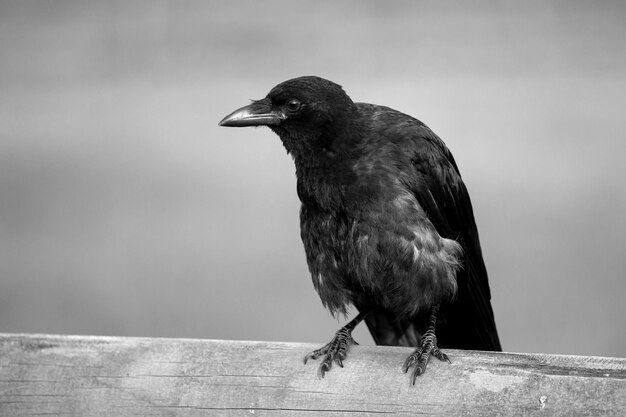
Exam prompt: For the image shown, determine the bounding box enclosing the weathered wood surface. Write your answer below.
[0,333,624,416]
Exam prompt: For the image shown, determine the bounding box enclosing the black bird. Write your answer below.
[219,76,501,383]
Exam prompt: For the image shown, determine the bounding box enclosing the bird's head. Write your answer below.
[219,76,356,156]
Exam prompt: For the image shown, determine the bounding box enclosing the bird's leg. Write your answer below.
[304,311,369,378]
[403,305,450,384]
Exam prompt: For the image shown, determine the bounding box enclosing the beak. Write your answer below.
[218,99,285,127]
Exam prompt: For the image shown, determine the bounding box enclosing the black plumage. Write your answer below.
[219,76,501,382]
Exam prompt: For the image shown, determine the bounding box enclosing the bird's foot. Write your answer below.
[402,330,450,383]
[304,326,359,378]
[403,305,450,384]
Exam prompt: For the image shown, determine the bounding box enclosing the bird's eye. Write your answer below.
[286,99,301,112]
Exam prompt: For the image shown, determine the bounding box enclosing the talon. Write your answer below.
[319,360,331,378]
[412,362,426,383]
[403,354,417,373]
[402,305,451,383]
[303,350,320,364]
[303,312,367,378]
[437,352,450,364]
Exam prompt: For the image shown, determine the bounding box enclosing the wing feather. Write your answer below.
[357,104,501,351]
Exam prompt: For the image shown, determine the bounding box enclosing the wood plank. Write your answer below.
[0,333,624,416]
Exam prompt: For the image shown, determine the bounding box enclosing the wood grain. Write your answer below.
[0,333,624,416]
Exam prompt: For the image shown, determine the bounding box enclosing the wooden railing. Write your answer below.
[0,333,624,416]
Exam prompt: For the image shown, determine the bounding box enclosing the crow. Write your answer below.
[219,76,501,383]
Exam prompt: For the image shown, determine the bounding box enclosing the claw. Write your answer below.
[303,312,368,378]
[411,364,425,385]
[319,359,331,378]
[403,353,417,373]
[432,347,450,364]
[304,326,359,378]
[405,336,450,384]
[403,305,451,384]
[303,349,321,364]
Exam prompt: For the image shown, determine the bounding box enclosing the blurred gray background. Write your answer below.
[1,1,625,357]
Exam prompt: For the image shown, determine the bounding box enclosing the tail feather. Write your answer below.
[361,281,502,352]
[363,310,422,347]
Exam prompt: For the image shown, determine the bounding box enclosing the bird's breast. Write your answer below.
[299,188,463,318]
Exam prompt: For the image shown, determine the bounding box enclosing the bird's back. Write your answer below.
[350,103,501,351]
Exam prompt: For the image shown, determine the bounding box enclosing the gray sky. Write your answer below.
[1,1,625,357]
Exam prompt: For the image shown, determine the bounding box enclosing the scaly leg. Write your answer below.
[403,305,450,384]
[304,311,368,378]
